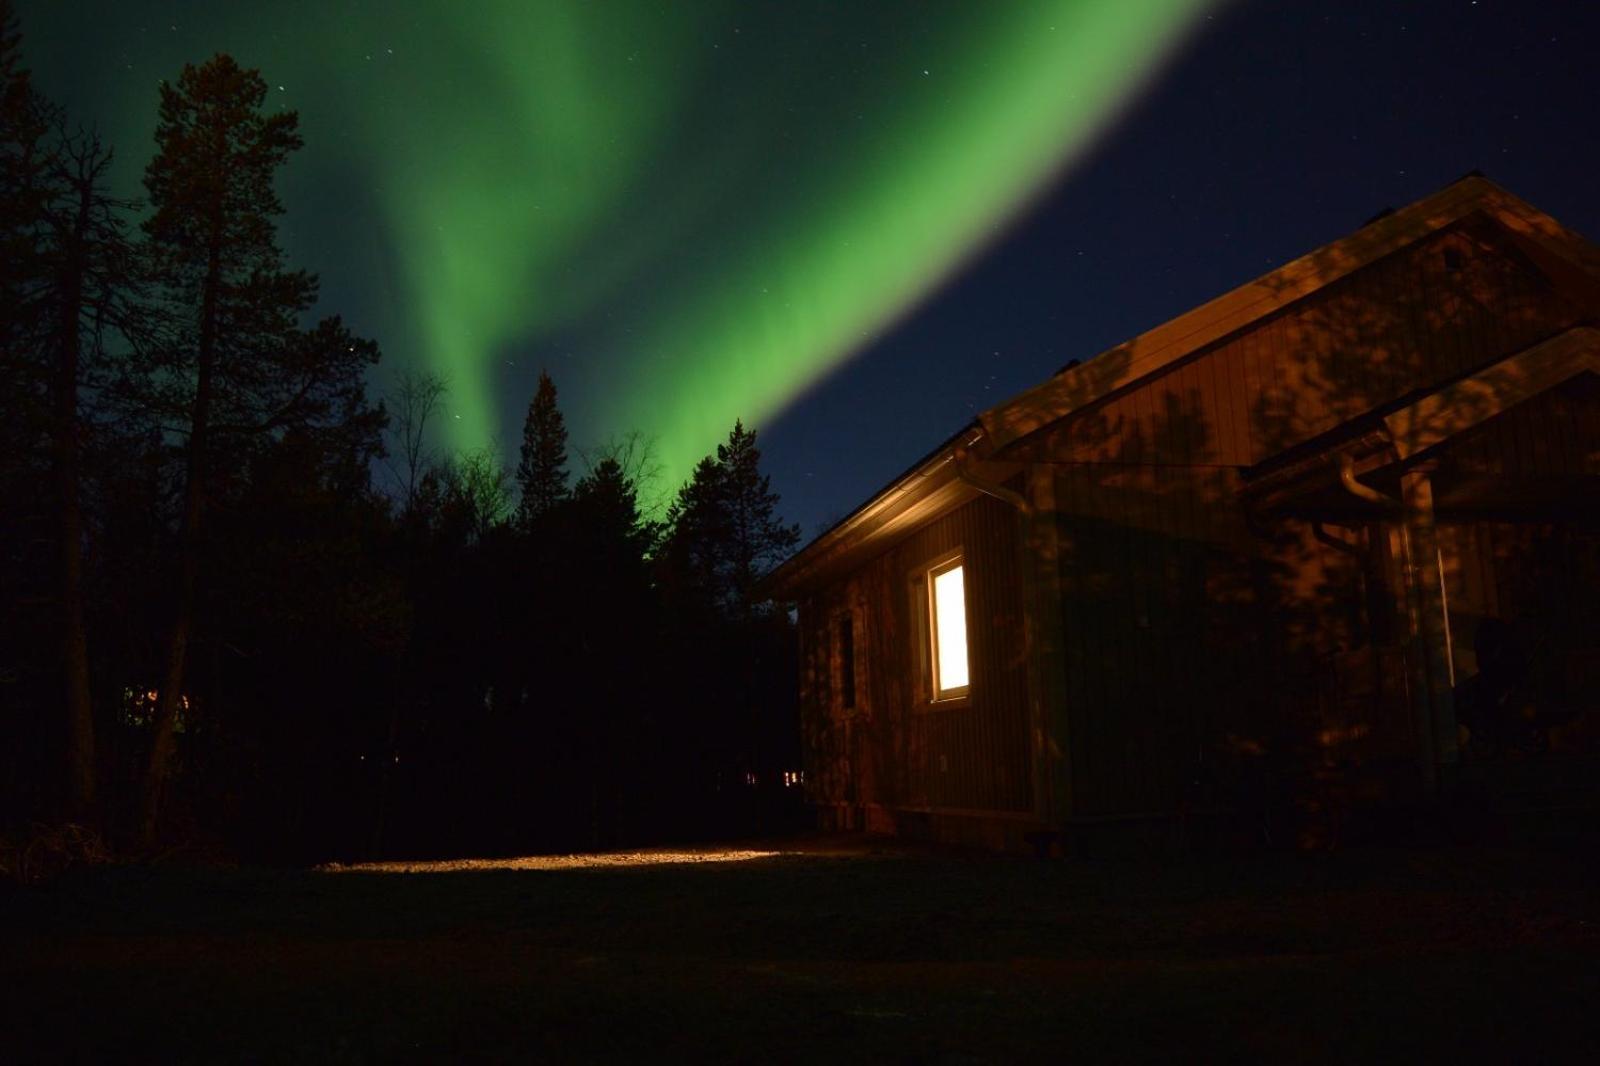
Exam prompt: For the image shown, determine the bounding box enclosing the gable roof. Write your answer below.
[767,176,1600,597]
[978,176,1600,451]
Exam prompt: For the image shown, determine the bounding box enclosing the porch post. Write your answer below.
[1020,465,1071,826]
[1399,468,1459,794]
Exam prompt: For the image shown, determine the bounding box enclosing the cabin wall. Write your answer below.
[1046,382,1600,818]
[798,492,1034,833]
[1049,463,1416,817]
[1438,377,1600,487]
[1438,520,1600,757]
[1432,380,1600,757]
[1015,220,1595,821]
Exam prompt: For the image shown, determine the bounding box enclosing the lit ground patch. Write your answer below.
[318,847,782,874]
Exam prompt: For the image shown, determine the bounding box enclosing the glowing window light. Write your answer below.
[930,561,969,698]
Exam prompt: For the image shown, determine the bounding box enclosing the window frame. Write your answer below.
[918,547,971,707]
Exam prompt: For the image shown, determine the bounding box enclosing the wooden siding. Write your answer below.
[1045,382,1600,818]
[1438,519,1600,755]
[1014,218,1585,470]
[1018,219,1593,817]
[1440,375,1600,484]
[798,492,1033,821]
[1053,462,1418,816]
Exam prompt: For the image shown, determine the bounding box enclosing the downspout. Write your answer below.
[1339,451,1454,792]
[1315,455,1376,589]
[1338,452,1400,511]
[951,443,1032,515]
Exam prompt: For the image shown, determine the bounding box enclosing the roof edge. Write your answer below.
[763,421,984,598]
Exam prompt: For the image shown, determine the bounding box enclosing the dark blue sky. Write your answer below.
[764,0,1600,535]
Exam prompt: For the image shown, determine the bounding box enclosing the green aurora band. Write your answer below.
[22,0,1211,485]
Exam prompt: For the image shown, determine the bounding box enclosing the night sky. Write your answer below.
[16,0,1600,534]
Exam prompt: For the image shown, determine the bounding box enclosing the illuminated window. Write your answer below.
[927,556,969,700]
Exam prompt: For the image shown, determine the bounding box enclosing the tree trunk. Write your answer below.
[55,177,94,819]
[139,377,207,844]
[368,700,401,859]
[139,207,221,846]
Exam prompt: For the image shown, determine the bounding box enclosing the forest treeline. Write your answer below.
[1,5,803,863]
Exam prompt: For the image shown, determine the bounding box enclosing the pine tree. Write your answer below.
[515,369,569,526]
[38,129,148,817]
[2,4,148,818]
[716,420,800,618]
[664,420,798,619]
[660,453,727,612]
[134,54,383,840]
[0,0,51,456]
[0,0,49,319]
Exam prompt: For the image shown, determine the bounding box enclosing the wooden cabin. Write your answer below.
[766,177,1600,851]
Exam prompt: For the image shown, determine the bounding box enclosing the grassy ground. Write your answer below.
[3,834,1598,1063]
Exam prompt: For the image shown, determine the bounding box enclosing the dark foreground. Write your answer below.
[4,835,1598,1063]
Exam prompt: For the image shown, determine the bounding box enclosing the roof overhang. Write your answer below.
[763,423,1024,598]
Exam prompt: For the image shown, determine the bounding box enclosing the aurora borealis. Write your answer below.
[19,1,1600,530]
[17,0,1210,488]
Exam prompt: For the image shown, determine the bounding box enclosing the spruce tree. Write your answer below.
[716,420,800,618]
[663,421,802,618]
[659,421,799,807]
[568,455,655,845]
[660,453,726,612]
[572,456,655,566]
[134,54,382,840]
[515,369,569,526]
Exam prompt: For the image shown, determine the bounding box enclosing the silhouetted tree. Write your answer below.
[385,366,448,514]
[0,18,813,861]
[132,54,382,841]
[515,370,569,526]
[0,0,55,827]
[1,5,154,820]
[451,446,512,541]
[36,127,149,817]
[657,421,801,829]
[663,420,799,619]
[569,455,657,844]
[0,0,48,318]
[718,420,800,619]
[206,422,403,860]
